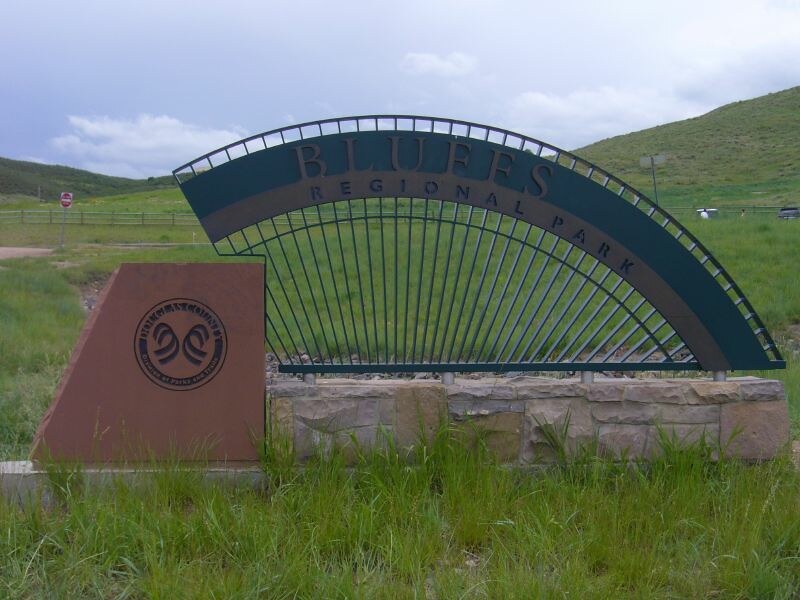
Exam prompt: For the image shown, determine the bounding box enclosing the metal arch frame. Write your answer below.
[173,115,784,373]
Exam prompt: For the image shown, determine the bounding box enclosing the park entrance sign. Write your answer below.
[29,116,788,465]
[174,116,783,375]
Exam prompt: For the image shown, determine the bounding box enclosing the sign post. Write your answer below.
[59,192,73,248]
[639,155,666,206]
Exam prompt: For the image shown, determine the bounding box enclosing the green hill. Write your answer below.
[0,157,175,201]
[574,86,800,207]
[3,87,799,208]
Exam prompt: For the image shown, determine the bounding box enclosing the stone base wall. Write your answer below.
[270,377,789,464]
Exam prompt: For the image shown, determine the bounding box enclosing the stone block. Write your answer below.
[291,398,383,460]
[317,382,396,401]
[451,412,523,462]
[270,380,316,398]
[515,379,586,399]
[294,423,384,462]
[591,401,658,424]
[446,381,516,403]
[737,379,785,403]
[522,398,594,463]
[395,385,447,448]
[720,400,789,460]
[448,399,525,417]
[292,398,379,433]
[378,397,396,424]
[270,397,294,436]
[585,382,626,403]
[655,404,720,425]
[687,381,741,404]
[623,382,688,404]
[597,424,648,459]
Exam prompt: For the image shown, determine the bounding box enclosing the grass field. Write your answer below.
[1,210,798,458]
[1,216,799,597]
[2,434,800,598]
[2,100,800,595]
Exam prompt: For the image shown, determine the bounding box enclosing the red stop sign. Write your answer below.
[60,192,73,208]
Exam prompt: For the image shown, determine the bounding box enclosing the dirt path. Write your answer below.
[0,247,53,260]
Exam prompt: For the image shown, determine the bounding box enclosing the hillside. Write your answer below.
[575,86,800,206]
[0,157,175,201]
[2,87,799,207]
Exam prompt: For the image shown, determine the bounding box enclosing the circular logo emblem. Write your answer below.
[134,298,227,391]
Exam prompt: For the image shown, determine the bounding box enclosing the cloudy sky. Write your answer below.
[2,0,799,178]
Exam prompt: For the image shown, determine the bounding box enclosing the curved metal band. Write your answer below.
[174,116,783,372]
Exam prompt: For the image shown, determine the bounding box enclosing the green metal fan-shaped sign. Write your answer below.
[174,116,783,374]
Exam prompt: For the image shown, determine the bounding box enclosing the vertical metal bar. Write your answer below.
[583,297,648,362]
[618,318,667,362]
[315,204,353,364]
[474,222,532,360]
[256,225,308,363]
[437,207,475,361]
[542,262,608,362]
[363,197,380,363]
[419,199,446,363]
[491,232,558,362]
[239,227,256,255]
[285,211,333,363]
[394,197,399,364]
[464,218,518,360]
[523,252,592,361]
[403,198,413,362]
[333,202,362,362]
[348,199,372,362]
[264,310,293,363]
[445,208,490,362]
[483,227,547,360]
[299,206,343,364]
[410,198,430,362]
[379,197,389,364]
[510,244,577,363]
[639,330,677,362]
[599,307,666,362]
[556,276,627,362]
[427,202,460,362]
[268,217,326,361]
[251,222,295,364]
[456,212,506,362]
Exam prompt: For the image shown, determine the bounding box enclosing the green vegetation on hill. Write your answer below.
[575,86,800,207]
[0,157,175,202]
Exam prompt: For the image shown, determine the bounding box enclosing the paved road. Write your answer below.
[0,247,53,260]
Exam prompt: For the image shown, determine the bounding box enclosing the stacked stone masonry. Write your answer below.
[270,377,789,464]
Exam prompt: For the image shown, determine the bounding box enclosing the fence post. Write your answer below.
[141,212,145,225]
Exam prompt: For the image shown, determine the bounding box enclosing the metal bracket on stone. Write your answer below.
[580,371,595,384]
[440,372,455,385]
[713,371,727,382]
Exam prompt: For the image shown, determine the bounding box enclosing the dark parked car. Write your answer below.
[778,207,799,219]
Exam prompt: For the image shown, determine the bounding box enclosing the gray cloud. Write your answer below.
[400,52,477,77]
[49,115,247,178]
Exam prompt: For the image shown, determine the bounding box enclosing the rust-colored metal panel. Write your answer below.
[31,263,265,463]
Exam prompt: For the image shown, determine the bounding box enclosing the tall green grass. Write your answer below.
[2,432,800,598]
